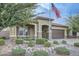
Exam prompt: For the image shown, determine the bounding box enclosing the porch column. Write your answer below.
[35,24,37,39]
[9,26,17,40]
[64,29,67,39]
[48,25,52,40]
[38,24,42,38]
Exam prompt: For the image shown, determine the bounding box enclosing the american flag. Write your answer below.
[51,3,61,18]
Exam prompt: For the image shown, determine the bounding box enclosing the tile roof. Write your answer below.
[52,23,68,28]
[34,16,54,21]
[34,16,68,28]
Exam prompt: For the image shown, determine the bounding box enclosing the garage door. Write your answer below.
[52,29,64,39]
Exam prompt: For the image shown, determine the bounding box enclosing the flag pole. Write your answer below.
[48,6,52,40]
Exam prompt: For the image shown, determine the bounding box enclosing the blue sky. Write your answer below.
[35,3,79,25]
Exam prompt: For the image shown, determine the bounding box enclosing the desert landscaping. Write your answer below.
[0,38,79,56]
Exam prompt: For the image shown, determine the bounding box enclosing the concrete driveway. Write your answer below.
[49,39,79,56]
[49,38,79,45]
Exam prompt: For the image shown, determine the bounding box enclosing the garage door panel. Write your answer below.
[52,29,64,39]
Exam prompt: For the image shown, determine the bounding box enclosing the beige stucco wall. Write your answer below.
[9,25,35,38]
[9,26,17,38]
[37,19,52,25]
[9,19,68,39]
[28,25,35,38]
[52,26,67,30]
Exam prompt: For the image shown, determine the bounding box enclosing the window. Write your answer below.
[17,27,28,37]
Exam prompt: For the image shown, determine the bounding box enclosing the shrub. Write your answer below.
[44,42,51,47]
[0,39,5,45]
[36,39,45,44]
[0,37,6,39]
[25,38,32,41]
[74,42,79,47]
[43,38,48,42]
[36,39,47,44]
[61,40,67,44]
[16,39,23,44]
[32,50,48,56]
[53,41,59,44]
[28,41,35,47]
[24,41,29,44]
[55,47,70,55]
[12,48,26,56]
[23,37,33,41]
[18,37,33,41]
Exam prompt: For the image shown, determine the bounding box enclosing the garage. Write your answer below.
[52,29,64,39]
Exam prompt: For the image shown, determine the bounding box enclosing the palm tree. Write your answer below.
[0,3,37,29]
[0,3,38,38]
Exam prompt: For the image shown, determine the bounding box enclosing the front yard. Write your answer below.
[0,38,79,56]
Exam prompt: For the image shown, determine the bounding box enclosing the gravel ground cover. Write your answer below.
[0,39,79,56]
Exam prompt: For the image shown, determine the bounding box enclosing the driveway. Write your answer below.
[49,39,79,56]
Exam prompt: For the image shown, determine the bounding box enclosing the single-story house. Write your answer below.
[8,16,68,39]
[0,16,68,39]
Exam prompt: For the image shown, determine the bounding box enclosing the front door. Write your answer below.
[42,25,49,39]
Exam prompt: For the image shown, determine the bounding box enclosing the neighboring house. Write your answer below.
[0,27,10,39]
[1,16,68,39]
[68,30,79,38]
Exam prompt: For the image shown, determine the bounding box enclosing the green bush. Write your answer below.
[43,38,48,42]
[61,40,67,44]
[0,39,5,45]
[44,42,51,47]
[55,47,70,55]
[12,48,26,56]
[0,37,6,39]
[24,38,32,41]
[16,39,23,44]
[32,50,48,56]
[36,39,48,44]
[24,41,29,44]
[53,41,59,44]
[17,37,33,41]
[74,42,79,47]
[28,41,35,47]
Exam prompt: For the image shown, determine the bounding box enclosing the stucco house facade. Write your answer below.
[8,16,68,39]
[9,16,68,40]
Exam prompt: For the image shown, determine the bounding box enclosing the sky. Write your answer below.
[35,3,79,25]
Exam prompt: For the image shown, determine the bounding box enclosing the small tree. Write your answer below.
[66,15,79,36]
